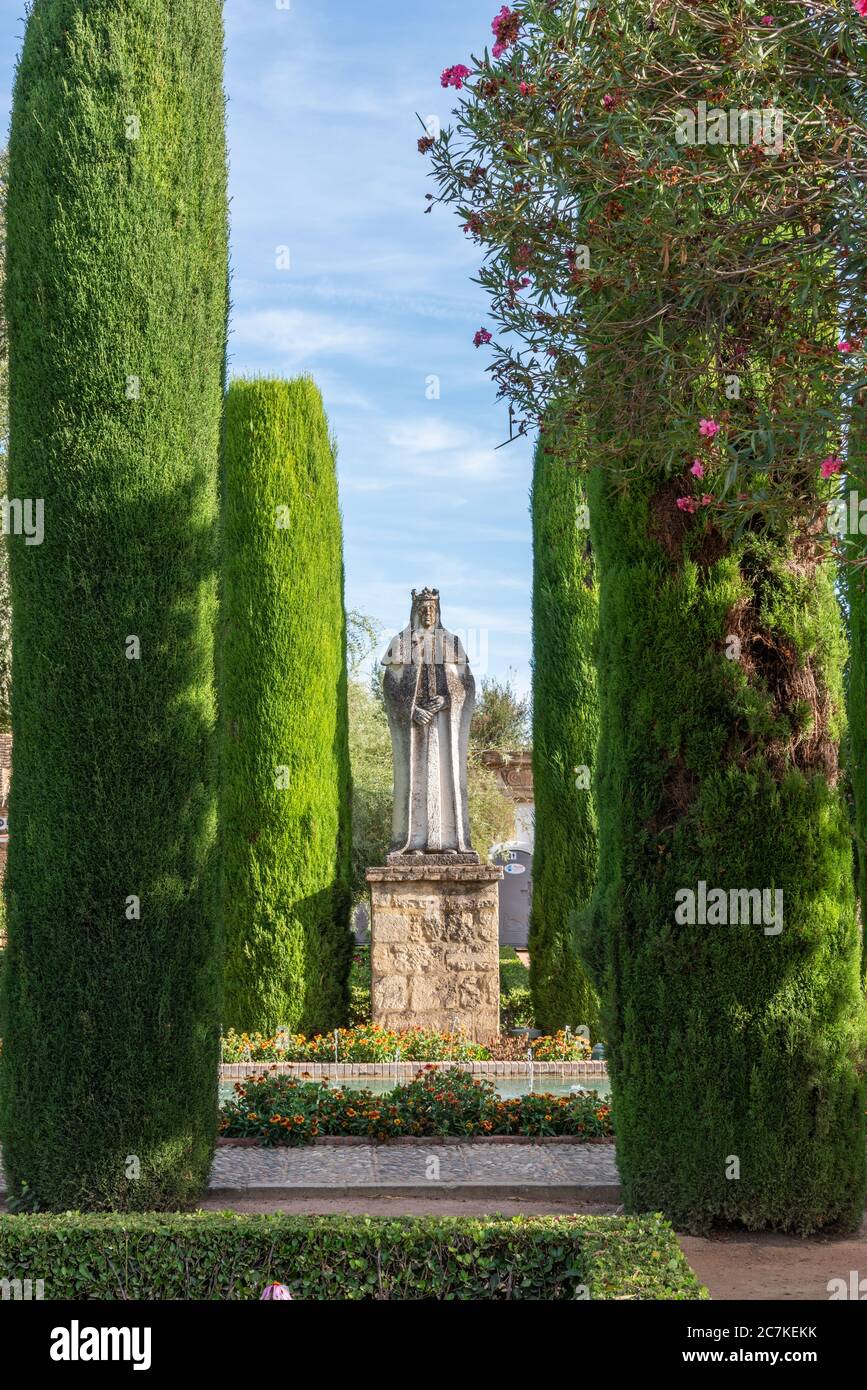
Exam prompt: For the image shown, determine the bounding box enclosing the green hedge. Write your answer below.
[0,0,229,1210]
[220,379,352,1034]
[0,1211,706,1300]
[529,426,600,1036]
[587,468,867,1234]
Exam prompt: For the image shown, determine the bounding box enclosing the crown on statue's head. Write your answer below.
[412,587,440,602]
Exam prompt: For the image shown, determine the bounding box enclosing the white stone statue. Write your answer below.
[382,588,477,859]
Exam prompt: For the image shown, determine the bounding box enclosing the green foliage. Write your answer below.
[348,674,393,899]
[844,407,867,978]
[0,0,228,1211]
[221,1067,612,1144]
[499,944,528,995]
[471,675,530,750]
[347,943,372,1025]
[466,748,519,857]
[587,470,867,1233]
[529,429,600,1036]
[220,378,352,1035]
[0,147,10,731]
[499,945,533,1026]
[0,1210,706,1300]
[429,2,865,537]
[346,609,382,676]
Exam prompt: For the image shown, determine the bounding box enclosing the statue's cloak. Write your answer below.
[382,624,474,853]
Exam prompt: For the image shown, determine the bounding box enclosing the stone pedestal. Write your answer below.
[366,862,503,1042]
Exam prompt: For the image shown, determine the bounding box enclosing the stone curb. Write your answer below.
[206,1183,624,1202]
[217,1136,616,1149]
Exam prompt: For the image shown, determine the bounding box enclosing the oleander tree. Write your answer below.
[219,378,353,1034]
[529,422,600,1036]
[0,0,229,1210]
[425,0,867,1231]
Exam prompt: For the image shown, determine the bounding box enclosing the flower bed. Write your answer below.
[221,1024,592,1064]
[219,1066,613,1146]
[0,1211,706,1300]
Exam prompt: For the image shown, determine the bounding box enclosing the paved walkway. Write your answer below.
[209,1141,620,1200]
[0,1141,621,1201]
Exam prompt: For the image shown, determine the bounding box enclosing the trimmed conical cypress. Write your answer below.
[845,399,867,979]
[528,426,600,1036]
[587,467,866,1234]
[0,0,229,1210]
[219,378,353,1035]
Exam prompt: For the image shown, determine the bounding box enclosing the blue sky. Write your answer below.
[1,0,534,692]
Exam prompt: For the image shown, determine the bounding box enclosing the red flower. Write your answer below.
[441,64,472,90]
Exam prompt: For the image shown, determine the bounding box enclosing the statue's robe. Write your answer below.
[382,624,475,853]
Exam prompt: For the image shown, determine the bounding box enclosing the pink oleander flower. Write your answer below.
[820,457,843,479]
[473,328,493,348]
[260,1284,293,1300]
[699,418,721,438]
[492,6,520,58]
[676,496,699,514]
[855,0,867,18]
[690,460,705,479]
[602,93,617,111]
[441,64,472,90]
[839,340,854,353]
[760,15,775,24]
[701,494,714,507]
[519,81,531,96]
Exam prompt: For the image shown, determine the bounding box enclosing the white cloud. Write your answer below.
[231,308,382,364]
[382,417,514,482]
[387,418,466,454]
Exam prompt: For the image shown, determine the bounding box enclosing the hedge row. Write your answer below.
[0,1212,706,1300]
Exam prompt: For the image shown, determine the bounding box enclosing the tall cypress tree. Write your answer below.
[0,0,228,1210]
[845,400,867,980]
[220,378,353,1035]
[586,462,865,1232]
[529,425,600,1036]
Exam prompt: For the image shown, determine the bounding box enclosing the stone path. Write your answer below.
[208,1141,621,1200]
[0,1140,620,1201]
